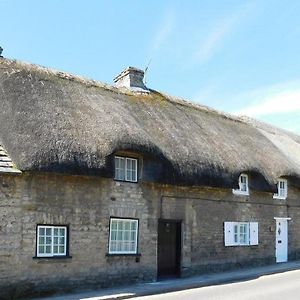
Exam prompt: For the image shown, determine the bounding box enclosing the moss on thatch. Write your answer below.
[0,58,299,190]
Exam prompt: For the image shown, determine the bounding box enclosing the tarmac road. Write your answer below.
[132,269,300,300]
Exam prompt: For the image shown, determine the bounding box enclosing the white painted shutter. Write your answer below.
[249,222,258,245]
[224,222,235,246]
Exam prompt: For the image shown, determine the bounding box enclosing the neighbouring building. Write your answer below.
[0,57,300,299]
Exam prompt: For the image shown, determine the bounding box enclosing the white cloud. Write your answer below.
[237,90,300,116]
[195,3,254,64]
[234,79,300,117]
[150,9,175,55]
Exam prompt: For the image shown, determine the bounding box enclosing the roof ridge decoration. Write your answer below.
[0,145,21,174]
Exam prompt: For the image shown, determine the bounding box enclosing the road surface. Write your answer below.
[133,269,300,300]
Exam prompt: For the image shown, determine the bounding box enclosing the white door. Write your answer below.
[275,219,288,263]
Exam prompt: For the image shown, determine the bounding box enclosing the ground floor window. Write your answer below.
[109,218,139,254]
[224,222,258,246]
[36,225,67,257]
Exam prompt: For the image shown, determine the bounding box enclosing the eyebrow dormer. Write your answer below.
[273,178,288,200]
[232,173,249,196]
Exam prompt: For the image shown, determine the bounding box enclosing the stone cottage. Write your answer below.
[0,57,300,299]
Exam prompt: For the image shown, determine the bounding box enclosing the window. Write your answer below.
[232,174,249,195]
[109,218,139,254]
[224,222,258,246]
[273,179,287,199]
[234,223,249,245]
[37,225,67,257]
[115,156,138,182]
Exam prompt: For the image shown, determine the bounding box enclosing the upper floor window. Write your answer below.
[115,156,138,182]
[273,179,287,200]
[36,225,68,257]
[232,174,249,196]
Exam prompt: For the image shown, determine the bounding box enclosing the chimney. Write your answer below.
[0,47,3,57]
[114,67,148,91]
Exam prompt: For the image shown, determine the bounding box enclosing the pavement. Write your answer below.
[31,260,300,300]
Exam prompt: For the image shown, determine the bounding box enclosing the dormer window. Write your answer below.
[114,156,138,182]
[273,179,287,200]
[232,174,249,196]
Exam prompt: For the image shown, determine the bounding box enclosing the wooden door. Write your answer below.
[157,220,181,278]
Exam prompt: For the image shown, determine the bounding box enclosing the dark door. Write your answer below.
[157,220,181,278]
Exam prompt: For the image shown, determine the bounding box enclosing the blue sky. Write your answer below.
[1,0,300,134]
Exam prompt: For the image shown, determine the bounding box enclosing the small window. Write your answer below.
[224,222,258,246]
[115,156,138,182]
[109,218,139,254]
[273,179,288,199]
[234,223,249,245]
[37,225,67,257]
[232,174,249,195]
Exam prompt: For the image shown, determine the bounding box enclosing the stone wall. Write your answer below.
[0,172,300,299]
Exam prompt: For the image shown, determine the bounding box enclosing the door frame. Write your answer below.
[274,217,291,263]
[157,219,182,279]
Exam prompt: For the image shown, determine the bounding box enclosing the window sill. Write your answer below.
[114,179,138,184]
[232,189,249,196]
[273,195,287,200]
[33,255,72,260]
[106,253,141,257]
[226,244,258,247]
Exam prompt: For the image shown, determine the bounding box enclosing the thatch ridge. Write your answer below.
[0,57,300,190]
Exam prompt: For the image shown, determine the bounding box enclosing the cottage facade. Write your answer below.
[1,58,300,299]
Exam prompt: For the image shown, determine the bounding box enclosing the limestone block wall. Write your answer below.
[0,173,158,298]
[0,172,300,299]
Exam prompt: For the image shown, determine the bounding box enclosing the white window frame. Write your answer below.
[224,221,258,246]
[114,156,138,182]
[232,174,249,196]
[273,179,288,200]
[36,225,67,257]
[108,218,139,254]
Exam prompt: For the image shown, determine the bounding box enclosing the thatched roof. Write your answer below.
[0,57,299,190]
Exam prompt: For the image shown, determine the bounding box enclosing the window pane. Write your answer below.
[59,246,65,254]
[117,231,123,240]
[124,231,130,241]
[125,221,130,230]
[118,221,123,231]
[130,231,136,241]
[111,220,117,230]
[115,157,125,180]
[39,228,45,236]
[39,246,44,254]
[111,231,117,241]
[46,228,52,236]
[127,169,132,181]
[110,241,116,252]
[131,222,137,230]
